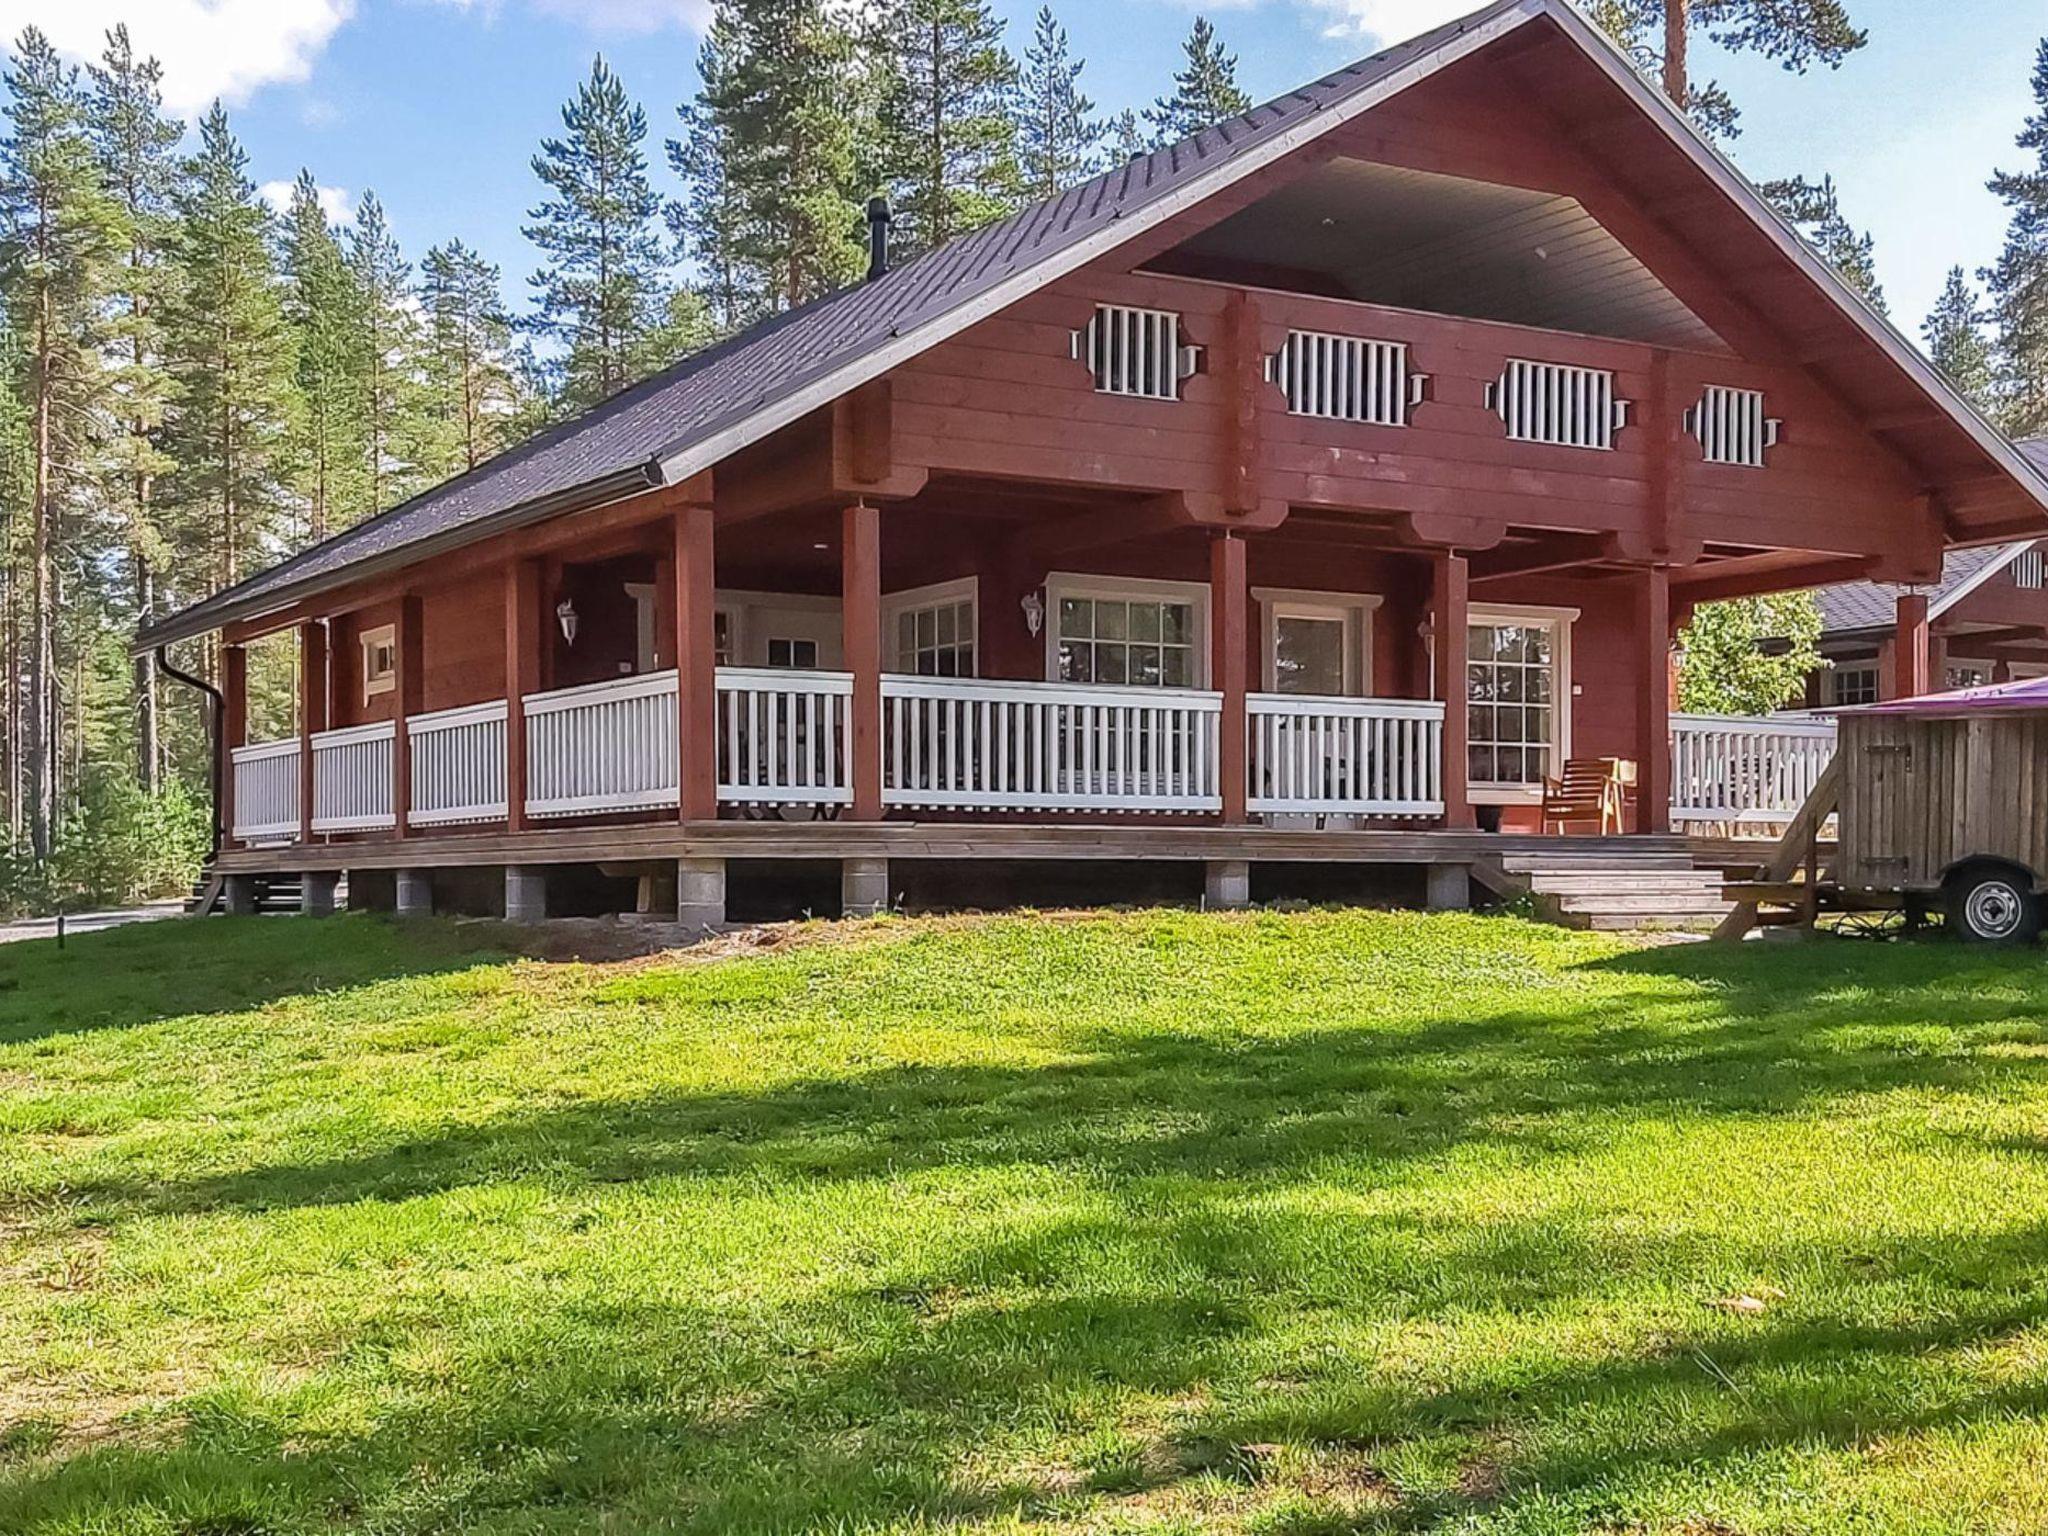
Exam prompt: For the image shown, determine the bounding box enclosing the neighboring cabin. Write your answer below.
[138,0,2048,924]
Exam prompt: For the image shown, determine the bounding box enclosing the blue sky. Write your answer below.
[0,0,2040,334]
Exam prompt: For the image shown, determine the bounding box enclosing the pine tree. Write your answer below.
[1923,266,1995,408]
[420,238,519,474]
[875,0,1023,253]
[162,102,296,607]
[1018,6,1100,199]
[349,190,431,514]
[279,170,367,543]
[1145,17,1250,147]
[667,21,753,336]
[696,0,867,312]
[1985,39,2048,439]
[1763,175,1886,313]
[1591,0,1864,138]
[0,28,120,862]
[525,55,668,414]
[1109,108,1144,164]
[86,24,181,793]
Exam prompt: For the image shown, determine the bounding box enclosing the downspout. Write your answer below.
[156,645,224,862]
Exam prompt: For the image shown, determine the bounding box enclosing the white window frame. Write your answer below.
[360,623,397,705]
[1254,588,1381,697]
[1043,572,1212,689]
[1825,662,1880,708]
[712,588,842,670]
[1463,602,1577,804]
[883,576,980,677]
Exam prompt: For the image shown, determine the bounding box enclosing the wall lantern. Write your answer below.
[1020,589,1045,638]
[556,598,579,646]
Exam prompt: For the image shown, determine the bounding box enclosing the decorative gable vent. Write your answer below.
[1266,330,1425,426]
[1685,385,1780,468]
[1072,305,1199,400]
[1487,359,1629,451]
[2016,548,2045,591]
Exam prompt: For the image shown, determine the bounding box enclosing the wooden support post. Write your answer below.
[222,643,248,846]
[1893,592,1931,700]
[1211,531,1249,824]
[505,558,543,833]
[1432,552,1474,830]
[297,621,327,844]
[673,499,718,822]
[1635,565,1672,836]
[843,502,884,821]
[393,594,423,838]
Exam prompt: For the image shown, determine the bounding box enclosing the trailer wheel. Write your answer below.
[1944,864,2044,945]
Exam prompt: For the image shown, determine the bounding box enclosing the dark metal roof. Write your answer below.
[143,0,1529,648]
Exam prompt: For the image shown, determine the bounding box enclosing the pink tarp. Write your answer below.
[1848,676,2048,717]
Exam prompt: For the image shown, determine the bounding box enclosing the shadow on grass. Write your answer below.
[8,927,2048,1531]
[0,914,511,1044]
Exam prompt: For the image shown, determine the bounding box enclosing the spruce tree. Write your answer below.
[696,0,867,312]
[420,238,519,474]
[0,28,120,862]
[86,24,180,792]
[163,102,295,605]
[667,20,753,336]
[1985,38,2048,439]
[1145,17,1250,147]
[1591,0,1864,138]
[1763,175,1886,313]
[1109,108,1144,164]
[1923,266,1995,408]
[348,190,431,514]
[875,0,1023,253]
[525,55,667,414]
[1018,6,1101,199]
[279,169,367,543]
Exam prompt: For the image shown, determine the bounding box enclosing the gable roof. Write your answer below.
[142,0,2048,650]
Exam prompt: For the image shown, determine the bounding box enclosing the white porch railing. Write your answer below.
[1669,711,1838,826]
[1248,695,1445,817]
[718,666,854,805]
[310,721,397,833]
[882,675,1223,813]
[409,700,508,827]
[525,670,679,818]
[230,739,300,841]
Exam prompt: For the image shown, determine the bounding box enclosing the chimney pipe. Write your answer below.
[866,196,893,282]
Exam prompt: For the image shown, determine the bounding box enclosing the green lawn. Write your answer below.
[3,910,2048,1534]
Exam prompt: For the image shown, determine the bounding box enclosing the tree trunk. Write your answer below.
[1663,0,1689,106]
[135,557,159,793]
[27,290,55,864]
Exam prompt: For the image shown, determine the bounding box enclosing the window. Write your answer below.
[1053,594,1199,687]
[887,580,978,677]
[1948,665,1990,691]
[360,624,396,704]
[1828,665,1879,707]
[1072,304,1195,400]
[1463,607,1575,792]
[714,610,734,668]
[2015,548,2044,590]
[1257,591,1379,697]
[765,637,819,670]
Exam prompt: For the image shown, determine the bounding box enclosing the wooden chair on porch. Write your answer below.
[1542,757,1636,836]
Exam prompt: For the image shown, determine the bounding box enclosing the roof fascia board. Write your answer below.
[1537,0,2048,521]
[651,0,1546,488]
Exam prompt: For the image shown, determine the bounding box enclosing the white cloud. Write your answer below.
[1297,0,1480,41]
[259,179,352,225]
[0,0,355,115]
[425,0,711,32]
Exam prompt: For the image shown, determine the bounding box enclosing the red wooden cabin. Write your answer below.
[143,0,2048,924]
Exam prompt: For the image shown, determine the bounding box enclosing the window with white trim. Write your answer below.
[360,624,396,705]
[1465,610,1572,790]
[1048,577,1205,688]
[888,580,978,677]
[1947,664,1989,691]
[766,637,819,669]
[1827,664,1879,708]
[1257,590,1378,697]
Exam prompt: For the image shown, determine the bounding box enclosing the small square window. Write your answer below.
[360,624,396,704]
